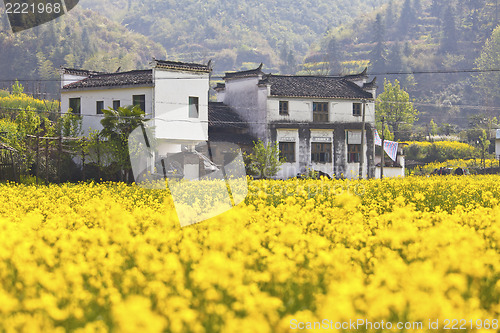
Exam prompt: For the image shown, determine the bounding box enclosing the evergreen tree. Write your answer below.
[430,0,443,17]
[279,40,290,74]
[385,1,396,30]
[413,0,422,19]
[399,0,415,37]
[369,14,387,74]
[326,37,342,75]
[440,6,458,54]
[387,42,404,73]
[287,50,297,74]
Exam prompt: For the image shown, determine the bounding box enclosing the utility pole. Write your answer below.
[359,100,366,179]
[380,116,385,179]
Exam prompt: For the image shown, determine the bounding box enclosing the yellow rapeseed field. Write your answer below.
[0,176,499,332]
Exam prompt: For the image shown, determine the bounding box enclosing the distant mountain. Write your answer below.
[0,7,166,97]
[79,0,392,74]
[306,0,499,129]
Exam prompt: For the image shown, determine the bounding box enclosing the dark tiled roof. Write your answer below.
[62,70,153,90]
[342,67,368,81]
[363,77,377,90]
[61,67,103,76]
[208,102,248,129]
[153,59,211,72]
[259,74,374,99]
[224,63,264,79]
[214,83,226,90]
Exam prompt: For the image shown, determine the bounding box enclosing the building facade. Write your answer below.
[216,65,377,179]
[60,59,211,179]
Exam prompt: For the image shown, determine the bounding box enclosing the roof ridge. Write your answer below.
[152,58,211,72]
[224,63,264,79]
[89,69,152,77]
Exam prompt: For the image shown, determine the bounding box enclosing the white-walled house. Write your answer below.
[215,65,377,179]
[60,59,211,179]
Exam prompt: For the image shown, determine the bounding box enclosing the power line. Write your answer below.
[0,67,499,83]
[368,68,500,76]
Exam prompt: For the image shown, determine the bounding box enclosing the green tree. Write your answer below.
[48,113,82,138]
[12,80,24,95]
[326,37,342,75]
[440,6,458,54]
[100,105,146,182]
[429,119,438,137]
[475,25,500,107]
[399,0,415,36]
[245,139,283,179]
[376,79,418,142]
[369,13,387,73]
[385,1,396,30]
[387,42,404,73]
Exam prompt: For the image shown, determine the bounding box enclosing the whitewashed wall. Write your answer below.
[343,130,369,179]
[153,69,209,144]
[496,139,500,159]
[221,77,268,141]
[276,129,299,179]
[267,97,375,123]
[375,167,405,178]
[61,86,153,136]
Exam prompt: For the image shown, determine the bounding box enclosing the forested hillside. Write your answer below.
[79,0,392,73]
[0,7,166,97]
[0,0,497,133]
[307,0,499,130]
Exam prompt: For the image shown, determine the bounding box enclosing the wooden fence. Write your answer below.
[27,134,108,184]
[0,143,19,182]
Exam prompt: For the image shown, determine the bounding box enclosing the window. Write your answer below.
[279,101,289,115]
[279,142,295,163]
[353,103,362,116]
[69,98,81,114]
[189,96,199,118]
[348,144,361,163]
[113,100,120,110]
[311,143,332,163]
[313,102,328,122]
[133,94,146,112]
[96,101,104,114]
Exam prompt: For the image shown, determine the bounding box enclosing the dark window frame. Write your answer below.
[311,142,332,163]
[353,103,362,116]
[133,94,146,112]
[348,144,361,163]
[279,141,295,163]
[96,101,104,115]
[279,101,289,115]
[113,100,121,110]
[189,96,199,118]
[69,97,81,115]
[313,102,329,122]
